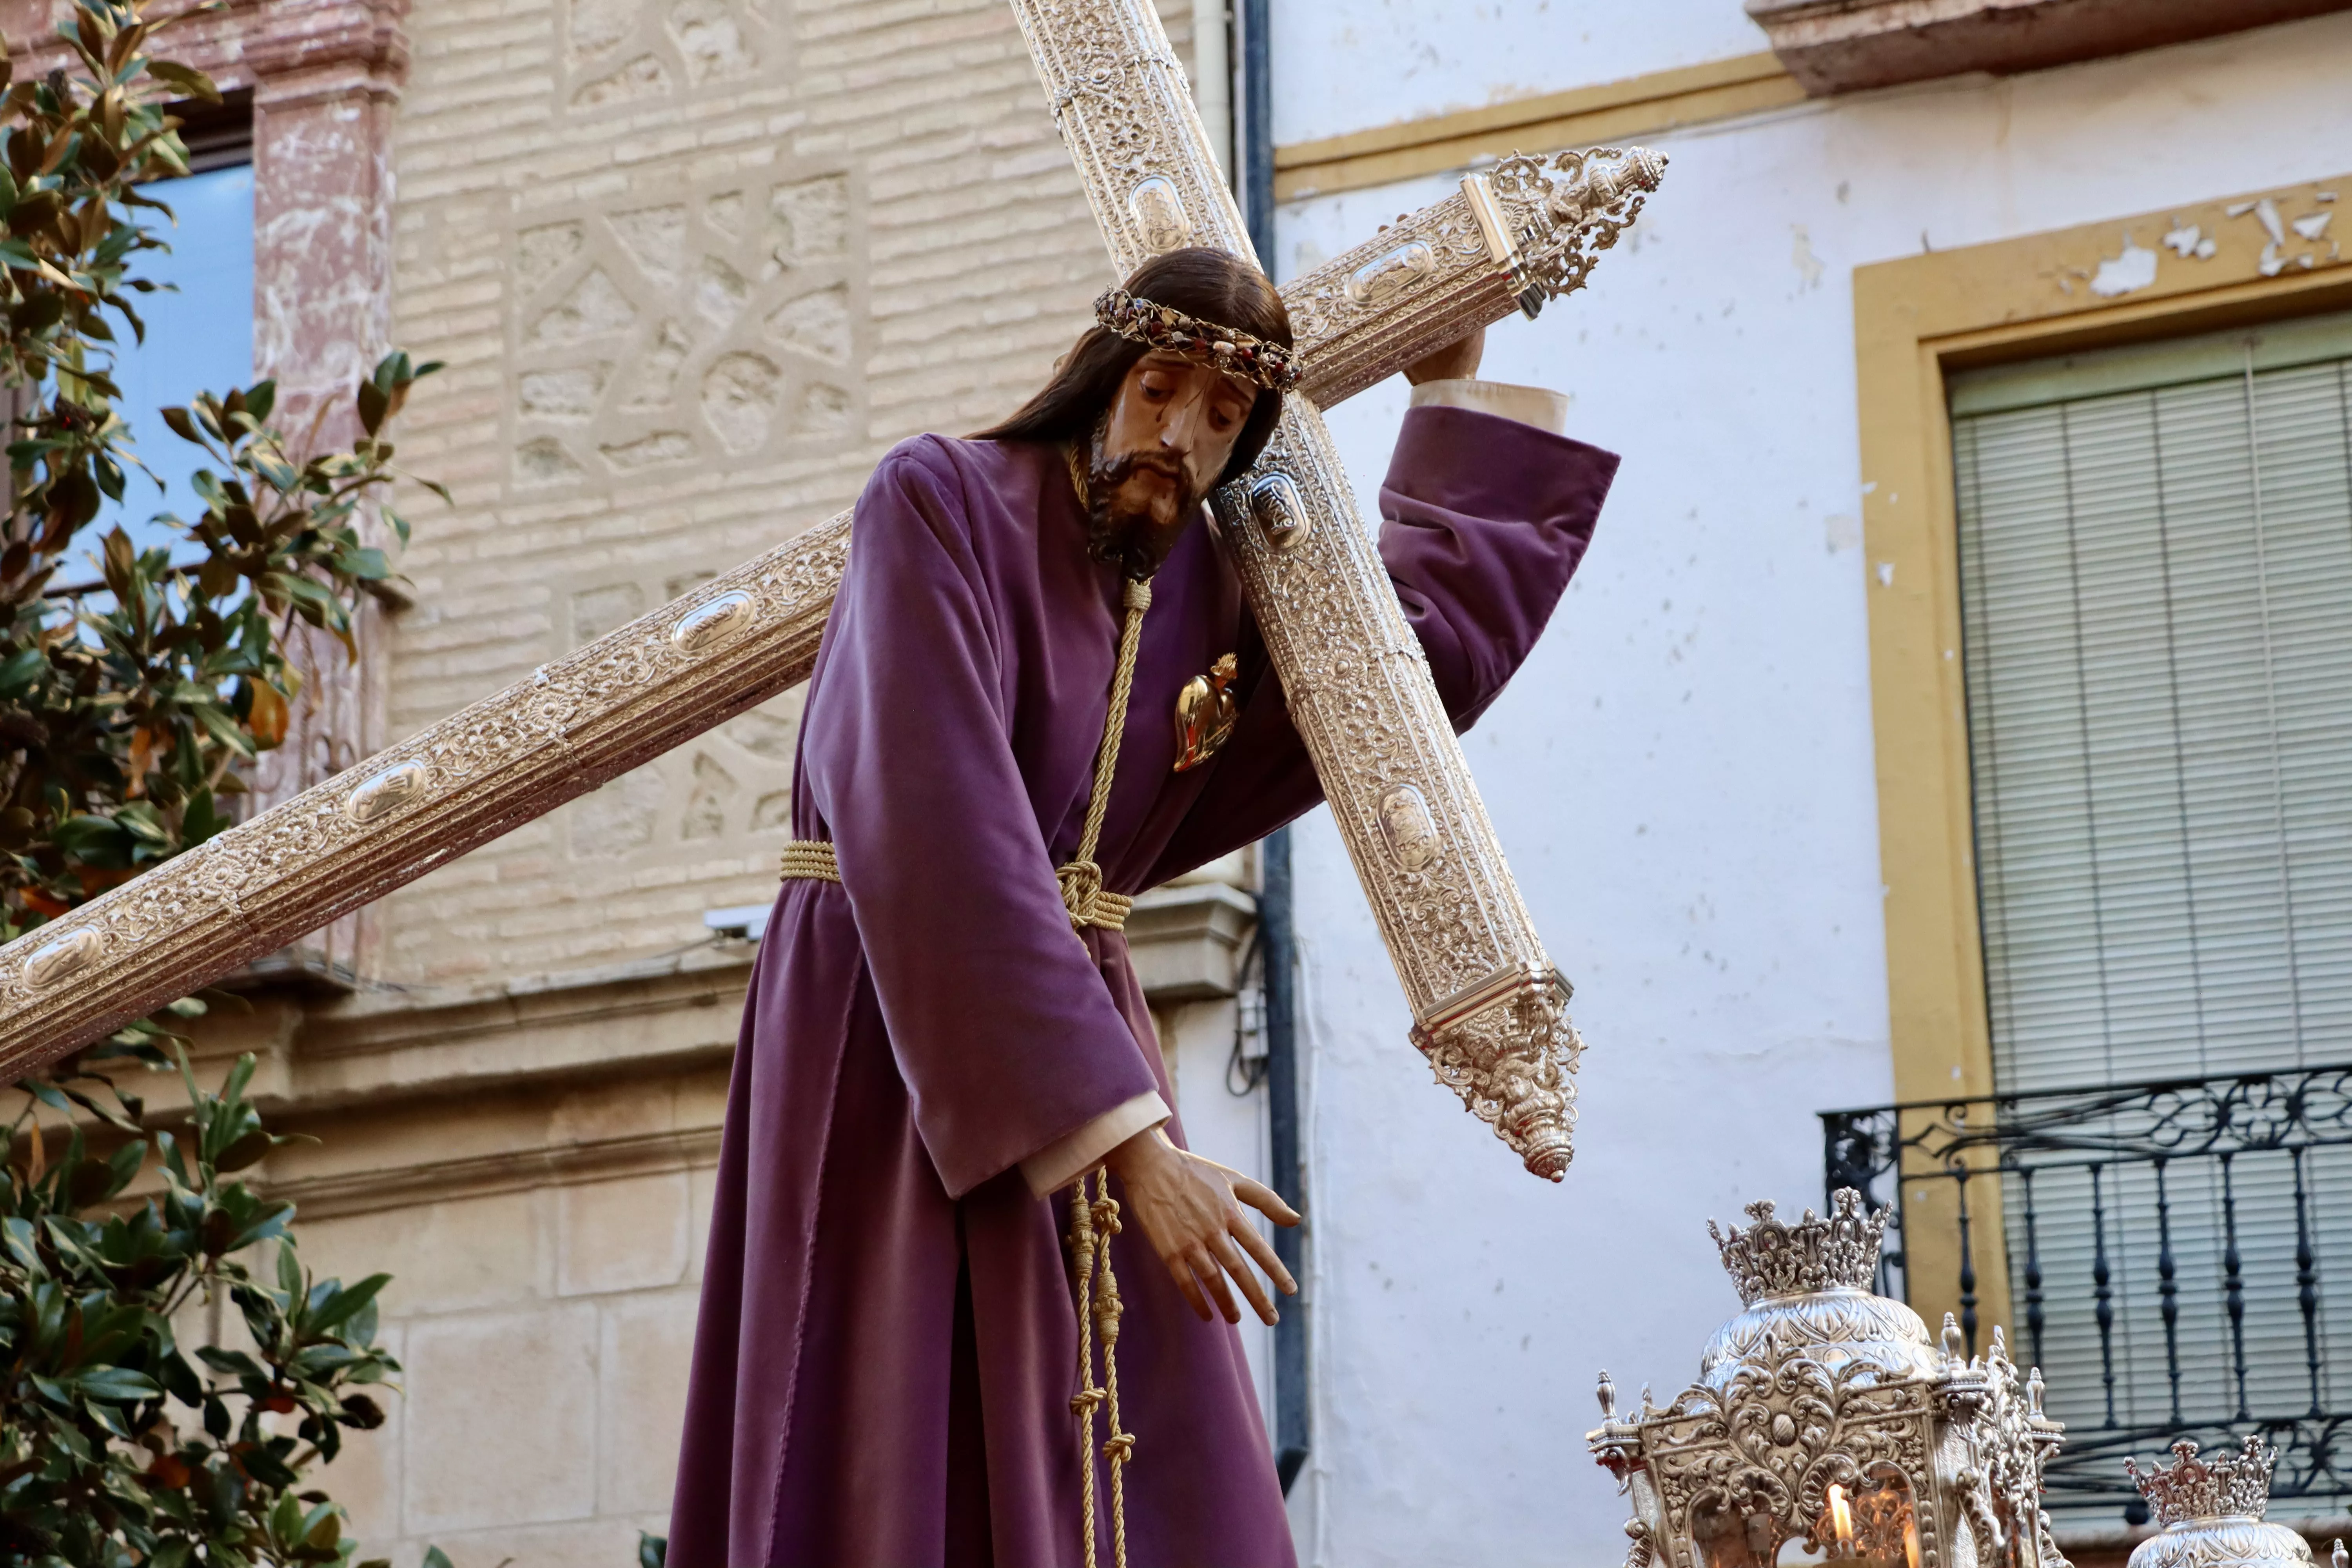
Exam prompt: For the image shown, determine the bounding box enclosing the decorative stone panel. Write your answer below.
[559,0,775,110]
[506,165,864,487]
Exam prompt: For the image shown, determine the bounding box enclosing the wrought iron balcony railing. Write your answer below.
[1823,1064,2352,1518]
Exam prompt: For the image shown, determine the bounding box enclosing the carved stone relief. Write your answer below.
[559,0,775,111]
[546,563,806,873]
[507,165,863,488]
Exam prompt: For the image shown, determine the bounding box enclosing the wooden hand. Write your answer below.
[1104,1126,1300,1324]
[1403,323,1485,385]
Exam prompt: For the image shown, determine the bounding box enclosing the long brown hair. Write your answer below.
[973,247,1292,488]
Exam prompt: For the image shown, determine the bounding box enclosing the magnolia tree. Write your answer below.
[2,1054,415,1567]
[0,0,451,1560]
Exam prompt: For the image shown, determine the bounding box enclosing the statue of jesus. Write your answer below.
[666,246,1619,1566]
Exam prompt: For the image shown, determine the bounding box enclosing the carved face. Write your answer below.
[1097,349,1257,532]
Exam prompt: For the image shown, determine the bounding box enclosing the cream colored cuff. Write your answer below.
[1020,1091,1171,1199]
[1408,377,1569,435]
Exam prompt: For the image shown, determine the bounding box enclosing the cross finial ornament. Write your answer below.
[0,3,1663,1185]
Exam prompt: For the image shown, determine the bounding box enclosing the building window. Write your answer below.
[108,99,253,559]
[1949,311,2352,1464]
[1953,312,2352,1095]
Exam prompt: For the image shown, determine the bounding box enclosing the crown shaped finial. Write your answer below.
[1707,1189,1887,1305]
[2125,1437,2277,1525]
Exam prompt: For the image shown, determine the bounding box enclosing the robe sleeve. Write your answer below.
[803,439,1163,1200]
[1144,400,1619,882]
[1017,1090,1169,1198]
[1408,376,1570,433]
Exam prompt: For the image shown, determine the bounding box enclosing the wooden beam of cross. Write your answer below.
[0,8,1660,1181]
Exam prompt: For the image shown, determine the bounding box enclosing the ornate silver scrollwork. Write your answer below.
[1486,145,1668,309]
[2125,1438,2315,1568]
[1592,1192,2073,1568]
[1011,0,1608,1182]
[0,0,1665,1155]
[1278,143,1665,407]
[1410,963,1579,1180]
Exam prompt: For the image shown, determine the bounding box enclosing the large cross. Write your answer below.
[0,0,1660,1181]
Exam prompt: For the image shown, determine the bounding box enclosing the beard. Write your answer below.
[1083,426,1207,581]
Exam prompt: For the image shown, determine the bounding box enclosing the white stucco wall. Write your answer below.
[1267,0,1763,147]
[1270,8,2352,1563]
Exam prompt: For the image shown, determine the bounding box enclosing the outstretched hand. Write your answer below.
[1103,1126,1300,1325]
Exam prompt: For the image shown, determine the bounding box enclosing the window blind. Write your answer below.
[1951,312,2352,1094]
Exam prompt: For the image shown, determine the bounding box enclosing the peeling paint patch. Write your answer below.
[2163,222,2218,260]
[2294,212,2333,242]
[1791,225,1824,288]
[2089,240,2158,298]
[1875,562,1895,587]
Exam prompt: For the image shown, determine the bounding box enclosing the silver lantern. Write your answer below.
[1588,1190,2069,1568]
[2124,1437,2319,1568]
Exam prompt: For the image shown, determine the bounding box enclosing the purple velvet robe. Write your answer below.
[668,404,1618,1567]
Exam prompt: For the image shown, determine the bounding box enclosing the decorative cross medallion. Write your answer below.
[0,1,1662,1181]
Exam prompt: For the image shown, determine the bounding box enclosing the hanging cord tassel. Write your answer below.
[1065,1165,1134,1568]
[1066,1169,1105,1568]
[1056,574,1152,932]
[1095,1174,1134,1568]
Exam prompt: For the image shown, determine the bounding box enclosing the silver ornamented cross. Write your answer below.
[0,1,1661,1180]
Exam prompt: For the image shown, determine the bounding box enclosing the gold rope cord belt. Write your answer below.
[774,840,1135,933]
[777,575,1154,942]
[777,552,1157,1564]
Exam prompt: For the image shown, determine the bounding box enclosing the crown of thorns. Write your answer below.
[1093,287,1301,392]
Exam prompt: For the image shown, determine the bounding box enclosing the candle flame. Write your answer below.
[1828,1484,1855,1553]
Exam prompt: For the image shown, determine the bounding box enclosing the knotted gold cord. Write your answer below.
[1066,1165,1134,1568]
[1056,574,1152,934]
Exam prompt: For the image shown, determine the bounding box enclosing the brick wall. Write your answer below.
[379,0,1194,986]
